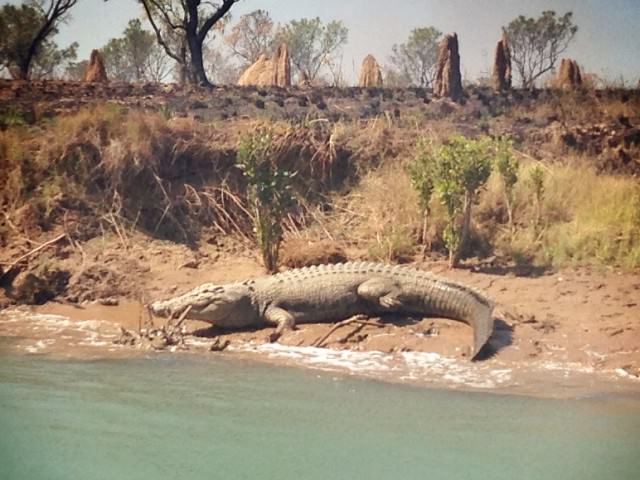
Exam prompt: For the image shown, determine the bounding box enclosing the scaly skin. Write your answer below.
[149,262,495,359]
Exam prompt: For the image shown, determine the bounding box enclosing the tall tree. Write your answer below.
[30,38,77,79]
[388,26,441,88]
[64,58,87,81]
[101,19,171,82]
[503,10,578,88]
[139,0,237,86]
[274,17,348,82]
[0,0,78,80]
[224,9,274,65]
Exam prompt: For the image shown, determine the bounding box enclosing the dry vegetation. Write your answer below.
[1,85,639,306]
[301,157,640,270]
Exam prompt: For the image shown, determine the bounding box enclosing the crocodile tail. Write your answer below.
[470,299,495,360]
[422,276,495,360]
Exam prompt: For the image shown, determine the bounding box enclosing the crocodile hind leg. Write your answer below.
[357,277,405,309]
[264,306,296,342]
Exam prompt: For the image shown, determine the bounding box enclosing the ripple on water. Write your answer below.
[232,343,513,390]
[1,309,638,395]
[0,309,121,355]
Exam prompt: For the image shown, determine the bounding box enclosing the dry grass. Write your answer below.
[2,100,638,271]
[1,105,248,242]
[0,104,372,245]
[308,153,640,270]
[317,163,423,262]
[537,165,640,268]
[0,128,31,208]
[479,158,640,269]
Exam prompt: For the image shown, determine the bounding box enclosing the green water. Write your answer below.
[1,354,639,480]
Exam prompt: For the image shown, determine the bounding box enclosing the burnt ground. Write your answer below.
[3,79,639,175]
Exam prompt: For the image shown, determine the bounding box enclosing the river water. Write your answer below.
[1,351,639,480]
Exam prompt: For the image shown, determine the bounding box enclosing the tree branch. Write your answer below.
[197,0,236,43]
[148,0,185,31]
[140,0,183,63]
[312,317,384,347]
[21,0,78,79]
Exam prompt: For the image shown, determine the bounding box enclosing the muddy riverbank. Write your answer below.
[1,244,638,398]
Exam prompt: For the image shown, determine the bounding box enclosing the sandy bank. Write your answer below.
[1,268,639,399]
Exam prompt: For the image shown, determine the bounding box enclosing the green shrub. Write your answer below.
[494,137,519,233]
[411,135,493,267]
[237,129,296,272]
[0,107,27,128]
[409,139,435,246]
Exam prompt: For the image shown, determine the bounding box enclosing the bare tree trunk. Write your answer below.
[504,191,514,237]
[187,36,208,86]
[448,248,455,269]
[141,0,236,86]
[452,191,473,268]
[421,209,429,246]
[420,207,431,258]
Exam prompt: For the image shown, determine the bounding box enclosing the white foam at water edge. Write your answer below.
[540,361,595,374]
[24,339,55,353]
[184,337,216,348]
[615,368,640,381]
[3,310,116,333]
[234,343,513,389]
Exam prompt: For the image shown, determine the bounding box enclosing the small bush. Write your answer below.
[411,135,493,267]
[0,107,27,128]
[494,137,519,233]
[237,129,296,272]
[409,139,435,246]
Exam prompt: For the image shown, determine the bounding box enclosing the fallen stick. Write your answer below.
[167,305,192,337]
[0,233,67,278]
[312,316,384,348]
[336,322,367,344]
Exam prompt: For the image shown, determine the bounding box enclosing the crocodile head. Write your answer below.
[149,283,254,325]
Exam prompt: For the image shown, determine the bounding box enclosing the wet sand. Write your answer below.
[1,287,639,399]
[1,236,639,398]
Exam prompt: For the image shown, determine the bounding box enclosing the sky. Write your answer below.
[6,0,640,84]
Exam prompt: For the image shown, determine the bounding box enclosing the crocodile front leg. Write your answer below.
[264,306,296,342]
[357,277,405,309]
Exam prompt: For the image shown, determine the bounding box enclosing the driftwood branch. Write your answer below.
[167,305,192,337]
[313,316,384,347]
[0,233,67,279]
[117,305,193,350]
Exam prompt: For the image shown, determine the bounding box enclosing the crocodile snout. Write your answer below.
[148,301,172,318]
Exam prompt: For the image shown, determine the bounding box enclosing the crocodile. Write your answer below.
[149,262,495,359]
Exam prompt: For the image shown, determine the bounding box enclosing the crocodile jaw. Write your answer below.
[148,283,252,324]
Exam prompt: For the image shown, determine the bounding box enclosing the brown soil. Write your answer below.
[1,233,638,395]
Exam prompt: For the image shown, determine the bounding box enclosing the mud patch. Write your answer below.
[280,239,348,268]
[7,269,70,304]
[66,263,134,303]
